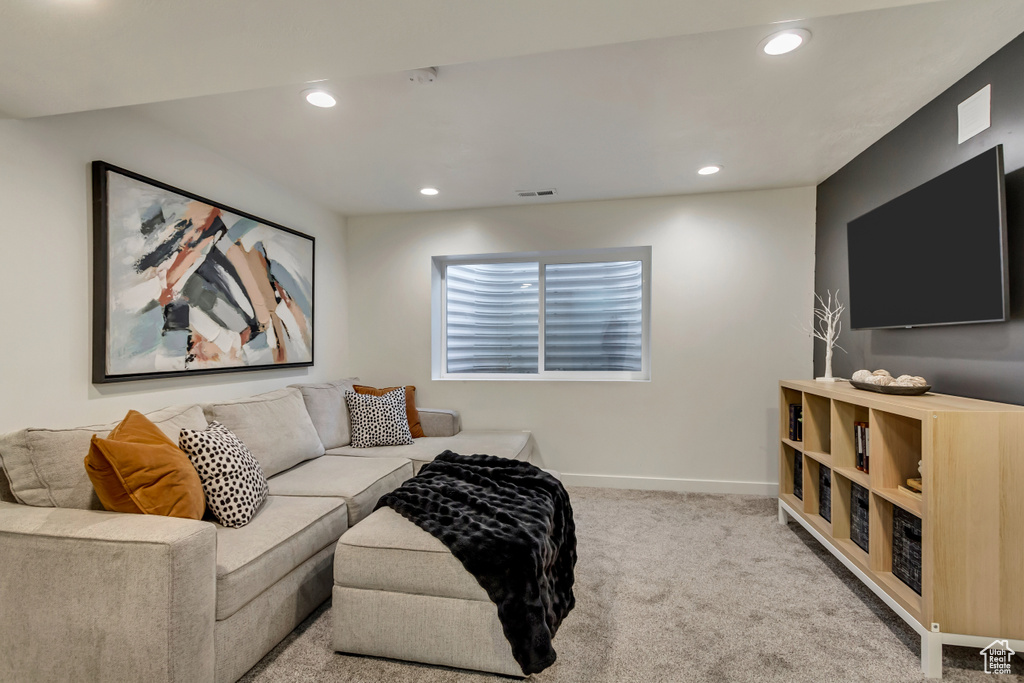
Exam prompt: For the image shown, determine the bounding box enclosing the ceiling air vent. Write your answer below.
[516,188,557,198]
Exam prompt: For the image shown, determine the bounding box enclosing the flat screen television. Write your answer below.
[846,144,1008,329]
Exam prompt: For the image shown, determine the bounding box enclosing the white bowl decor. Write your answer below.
[849,369,931,395]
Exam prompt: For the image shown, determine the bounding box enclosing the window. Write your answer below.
[432,247,651,380]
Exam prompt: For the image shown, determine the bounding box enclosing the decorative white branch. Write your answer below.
[802,290,846,380]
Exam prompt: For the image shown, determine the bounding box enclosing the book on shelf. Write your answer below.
[854,421,870,473]
[865,426,870,473]
[855,422,862,470]
[788,404,803,442]
[906,477,922,493]
[898,484,923,500]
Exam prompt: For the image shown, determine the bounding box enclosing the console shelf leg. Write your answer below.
[921,631,942,678]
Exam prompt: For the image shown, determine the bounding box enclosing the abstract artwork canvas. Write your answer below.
[93,162,314,382]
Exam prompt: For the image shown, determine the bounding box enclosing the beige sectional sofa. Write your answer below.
[0,378,540,683]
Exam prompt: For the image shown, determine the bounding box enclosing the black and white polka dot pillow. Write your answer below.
[178,421,269,528]
[345,388,414,448]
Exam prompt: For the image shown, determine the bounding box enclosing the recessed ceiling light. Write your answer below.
[698,165,721,176]
[303,89,336,108]
[420,187,439,196]
[761,28,811,56]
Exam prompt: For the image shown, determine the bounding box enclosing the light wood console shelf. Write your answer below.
[778,380,1024,678]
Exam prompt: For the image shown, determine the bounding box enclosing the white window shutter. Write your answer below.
[544,261,643,371]
[445,262,539,373]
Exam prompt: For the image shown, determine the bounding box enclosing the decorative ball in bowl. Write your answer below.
[849,369,931,396]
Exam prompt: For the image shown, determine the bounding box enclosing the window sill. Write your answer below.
[433,375,651,382]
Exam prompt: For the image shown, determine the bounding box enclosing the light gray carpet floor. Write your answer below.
[240,487,1021,682]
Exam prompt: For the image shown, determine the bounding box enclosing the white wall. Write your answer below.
[0,109,349,433]
[347,188,816,493]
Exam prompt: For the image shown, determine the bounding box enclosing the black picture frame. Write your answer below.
[92,161,315,383]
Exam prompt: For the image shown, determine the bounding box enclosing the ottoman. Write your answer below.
[332,506,523,676]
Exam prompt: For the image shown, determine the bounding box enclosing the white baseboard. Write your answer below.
[559,473,778,496]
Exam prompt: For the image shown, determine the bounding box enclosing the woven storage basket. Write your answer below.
[892,506,922,595]
[819,466,831,522]
[850,482,870,552]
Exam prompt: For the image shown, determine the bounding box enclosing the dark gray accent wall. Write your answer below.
[815,31,1024,404]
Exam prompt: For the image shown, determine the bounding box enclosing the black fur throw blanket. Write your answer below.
[375,451,577,674]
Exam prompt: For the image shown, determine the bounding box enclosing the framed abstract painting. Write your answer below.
[92,162,315,383]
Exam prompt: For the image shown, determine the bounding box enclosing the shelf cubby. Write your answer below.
[802,392,831,454]
[777,379,1024,678]
[781,386,804,444]
[780,437,802,451]
[802,448,832,468]
[831,399,870,471]
[780,443,800,499]
[819,464,832,523]
[874,486,922,518]
[832,465,869,488]
[872,490,923,615]
[868,493,895,572]
[831,470,854,541]
[870,409,922,492]
[802,456,831,532]
[873,485,925,622]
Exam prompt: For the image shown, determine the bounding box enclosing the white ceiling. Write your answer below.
[6,0,1024,214]
[0,0,934,118]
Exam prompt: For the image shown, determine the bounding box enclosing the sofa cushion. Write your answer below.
[179,422,269,528]
[344,389,414,449]
[0,466,14,504]
[85,410,206,520]
[353,385,424,438]
[326,431,536,473]
[290,378,359,450]
[334,506,488,602]
[418,409,461,438]
[0,405,207,510]
[203,388,324,477]
[215,495,347,620]
[266,455,413,525]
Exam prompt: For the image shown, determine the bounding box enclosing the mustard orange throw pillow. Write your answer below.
[84,410,205,519]
[353,385,424,438]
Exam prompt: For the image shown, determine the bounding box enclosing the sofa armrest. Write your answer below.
[418,409,462,437]
[0,501,217,683]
